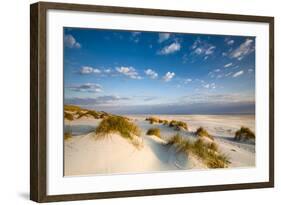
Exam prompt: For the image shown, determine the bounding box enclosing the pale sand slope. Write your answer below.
[64,115,255,176]
[64,133,205,176]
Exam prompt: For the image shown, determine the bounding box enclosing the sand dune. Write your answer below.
[64,115,255,176]
[64,132,207,176]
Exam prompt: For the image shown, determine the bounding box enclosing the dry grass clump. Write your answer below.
[64,112,74,121]
[195,127,214,140]
[146,128,161,138]
[168,134,229,168]
[234,126,255,141]
[145,117,161,124]
[64,104,110,120]
[169,120,188,131]
[95,116,141,140]
[64,132,72,140]
[77,110,100,119]
[64,104,81,112]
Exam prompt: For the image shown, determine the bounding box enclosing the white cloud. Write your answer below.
[116,66,142,79]
[64,34,81,48]
[158,33,171,43]
[191,38,216,57]
[203,82,216,89]
[195,48,203,55]
[163,72,175,82]
[214,69,220,72]
[230,38,255,60]
[184,78,192,84]
[233,70,244,78]
[226,39,235,45]
[144,69,158,79]
[225,72,233,77]
[132,32,141,36]
[224,63,233,68]
[67,83,102,93]
[205,46,216,55]
[203,84,210,89]
[158,42,181,55]
[248,68,254,73]
[79,66,101,74]
[104,69,111,73]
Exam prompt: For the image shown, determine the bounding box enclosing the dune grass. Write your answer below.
[95,116,141,140]
[64,112,74,121]
[234,126,255,141]
[168,134,229,168]
[64,132,72,140]
[77,110,100,119]
[64,104,81,112]
[146,128,161,138]
[145,117,161,124]
[169,120,188,131]
[195,127,214,140]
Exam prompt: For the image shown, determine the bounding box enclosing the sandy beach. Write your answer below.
[64,114,255,176]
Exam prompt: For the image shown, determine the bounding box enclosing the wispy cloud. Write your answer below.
[230,38,255,60]
[158,33,170,43]
[79,66,101,74]
[202,82,216,89]
[64,34,81,48]
[116,66,142,79]
[191,38,216,57]
[67,83,102,93]
[233,70,244,78]
[144,69,158,79]
[132,32,141,37]
[224,63,233,68]
[184,78,192,84]
[163,72,175,82]
[130,32,141,43]
[248,68,254,73]
[158,42,181,55]
[225,38,235,45]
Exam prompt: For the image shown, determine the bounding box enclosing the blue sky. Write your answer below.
[64,27,255,114]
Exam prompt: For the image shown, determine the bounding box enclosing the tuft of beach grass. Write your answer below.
[168,134,229,168]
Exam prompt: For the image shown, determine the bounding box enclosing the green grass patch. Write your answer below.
[146,128,161,138]
[95,116,141,140]
[195,127,214,140]
[168,134,229,168]
[234,126,255,141]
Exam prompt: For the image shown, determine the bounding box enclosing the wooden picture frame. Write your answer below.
[30,1,274,202]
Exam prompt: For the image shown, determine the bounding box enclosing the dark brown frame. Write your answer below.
[30,1,274,203]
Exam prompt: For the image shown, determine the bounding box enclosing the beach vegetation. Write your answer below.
[146,128,161,138]
[95,116,141,140]
[168,134,229,168]
[234,126,255,141]
[195,127,214,140]
[145,117,160,124]
[64,132,72,140]
[64,104,81,112]
[169,120,188,130]
[64,112,74,121]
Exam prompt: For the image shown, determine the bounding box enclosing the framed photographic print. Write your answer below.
[30,1,274,202]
